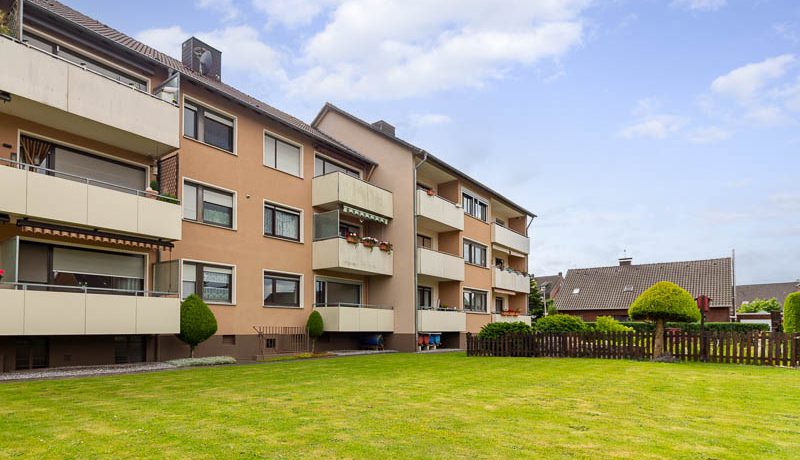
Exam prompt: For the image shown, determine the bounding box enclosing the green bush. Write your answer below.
[590,321,768,333]
[629,281,700,323]
[307,310,324,352]
[594,316,634,333]
[783,292,800,333]
[738,297,781,313]
[533,314,588,333]
[178,294,218,357]
[477,321,533,339]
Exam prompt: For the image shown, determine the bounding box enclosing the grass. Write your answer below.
[1,353,800,459]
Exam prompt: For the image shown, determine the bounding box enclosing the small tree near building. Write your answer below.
[178,294,218,357]
[528,279,546,319]
[783,292,800,333]
[628,281,700,359]
[307,310,324,353]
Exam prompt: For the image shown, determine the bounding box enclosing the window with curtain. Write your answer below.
[264,133,302,177]
[183,181,234,228]
[463,239,487,267]
[464,289,487,312]
[183,101,235,152]
[264,203,300,241]
[182,262,233,303]
[263,272,301,307]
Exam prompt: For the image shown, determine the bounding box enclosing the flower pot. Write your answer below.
[379,243,392,252]
[346,237,359,244]
[362,242,376,248]
[426,189,436,197]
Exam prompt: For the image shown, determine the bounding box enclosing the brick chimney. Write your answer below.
[619,257,633,266]
[182,37,222,81]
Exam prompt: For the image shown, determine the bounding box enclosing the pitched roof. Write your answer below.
[25,0,375,166]
[312,102,537,218]
[736,282,799,307]
[534,274,563,298]
[555,258,734,311]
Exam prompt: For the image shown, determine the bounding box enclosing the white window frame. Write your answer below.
[313,152,362,178]
[263,129,304,178]
[262,269,304,309]
[462,188,489,222]
[182,95,238,155]
[463,238,488,268]
[263,199,304,243]
[180,258,236,306]
[181,177,238,231]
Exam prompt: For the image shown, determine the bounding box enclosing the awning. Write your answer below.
[16,219,174,250]
[493,288,517,296]
[492,244,525,258]
[342,205,389,225]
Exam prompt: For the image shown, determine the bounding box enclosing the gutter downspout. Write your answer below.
[413,149,429,351]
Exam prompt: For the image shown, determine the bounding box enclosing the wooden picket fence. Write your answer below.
[466,331,800,367]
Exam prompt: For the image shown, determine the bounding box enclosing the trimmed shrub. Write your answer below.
[307,311,324,352]
[533,314,588,333]
[166,356,236,367]
[594,316,634,333]
[478,321,533,339]
[178,294,218,357]
[783,292,800,333]
[629,281,699,358]
[738,297,781,313]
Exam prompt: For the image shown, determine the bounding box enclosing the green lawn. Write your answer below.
[1,353,800,459]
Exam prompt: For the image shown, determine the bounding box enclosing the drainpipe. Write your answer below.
[413,149,429,351]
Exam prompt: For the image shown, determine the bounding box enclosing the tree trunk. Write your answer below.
[653,319,665,359]
[311,338,316,354]
[190,344,195,358]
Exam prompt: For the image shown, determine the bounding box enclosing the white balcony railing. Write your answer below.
[417,247,464,281]
[492,267,531,293]
[0,283,179,336]
[417,308,467,332]
[314,304,394,332]
[491,223,530,255]
[312,237,393,276]
[0,37,179,156]
[0,159,182,240]
[416,189,464,232]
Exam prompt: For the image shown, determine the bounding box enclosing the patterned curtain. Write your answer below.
[20,136,53,167]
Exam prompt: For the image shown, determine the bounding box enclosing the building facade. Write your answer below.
[0,0,534,370]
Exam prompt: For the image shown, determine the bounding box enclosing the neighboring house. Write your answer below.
[0,0,534,371]
[534,273,563,301]
[736,282,800,312]
[555,257,734,322]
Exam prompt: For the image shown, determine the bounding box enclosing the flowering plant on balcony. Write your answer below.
[361,236,379,248]
[379,241,393,252]
[0,268,5,281]
[345,232,360,244]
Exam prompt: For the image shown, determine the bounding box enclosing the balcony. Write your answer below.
[0,37,179,156]
[417,247,464,282]
[0,284,179,336]
[313,237,393,276]
[417,309,467,332]
[491,223,530,255]
[312,172,393,220]
[315,304,394,332]
[493,267,531,294]
[416,189,464,232]
[492,314,532,326]
[0,160,182,240]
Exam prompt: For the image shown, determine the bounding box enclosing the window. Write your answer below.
[264,133,302,177]
[495,218,506,227]
[418,286,432,309]
[463,240,487,267]
[495,258,505,269]
[417,234,432,249]
[495,297,504,313]
[183,181,234,228]
[264,272,301,307]
[264,203,300,241]
[339,223,360,238]
[572,288,580,294]
[623,285,634,292]
[316,280,361,306]
[462,192,488,221]
[314,155,359,177]
[23,32,147,91]
[464,289,487,312]
[183,262,233,304]
[183,101,234,152]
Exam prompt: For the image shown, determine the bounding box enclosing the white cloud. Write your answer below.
[197,0,241,22]
[135,26,185,59]
[744,105,791,126]
[711,54,796,102]
[620,115,686,139]
[252,0,340,28]
[671,0,727,11]
[687,125,731,143]
[409,113,452,127]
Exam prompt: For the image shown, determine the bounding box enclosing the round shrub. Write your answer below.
[783,292,800,333]
[178,294,218,357]
[594,316,634,333]
[477,321,533,339]
[533,314,588,333]
[628,281,700,323]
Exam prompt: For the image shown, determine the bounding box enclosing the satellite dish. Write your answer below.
[194,47,213,76]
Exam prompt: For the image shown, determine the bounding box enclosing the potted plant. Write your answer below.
[0,268,4,283]
[345,232,360,244]
[379,241,393,252]
[426,189,436,197]
[361,236,379,248]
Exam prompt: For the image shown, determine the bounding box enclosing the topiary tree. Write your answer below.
[629,281,700,359]
[307,310,324,353]
[528,279,546,319]
[533,314,588,333]
[177,294,218,357]
[783,292,800,333]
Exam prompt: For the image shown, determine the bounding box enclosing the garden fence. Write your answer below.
[466,331,800,367]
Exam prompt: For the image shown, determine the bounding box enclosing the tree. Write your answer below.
[738,297,781,313]
[528,279,546,319]
[783,292,800,333]
[629,281,700,359]
[307,310,324,353]
[177,294,218,357]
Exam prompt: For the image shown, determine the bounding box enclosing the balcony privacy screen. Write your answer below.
[52,247,145,279]
[314,210,339,240]
[20,136,52,166]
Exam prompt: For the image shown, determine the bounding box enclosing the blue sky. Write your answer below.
[66,0,800,284]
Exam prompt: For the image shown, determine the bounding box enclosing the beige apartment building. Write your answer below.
[0,0,533,370]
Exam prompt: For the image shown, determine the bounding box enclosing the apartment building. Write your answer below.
[0,0,534,369]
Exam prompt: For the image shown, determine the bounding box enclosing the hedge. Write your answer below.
[533,314,588,333]
[784,292,800,333]
[478,321,533,339]
[588,322,769,333]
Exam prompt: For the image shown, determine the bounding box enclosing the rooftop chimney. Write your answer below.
[372,120,395,137]
[182,37,222,81]
[619,257,633,266]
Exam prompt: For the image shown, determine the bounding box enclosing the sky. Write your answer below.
[64,0,800,284]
